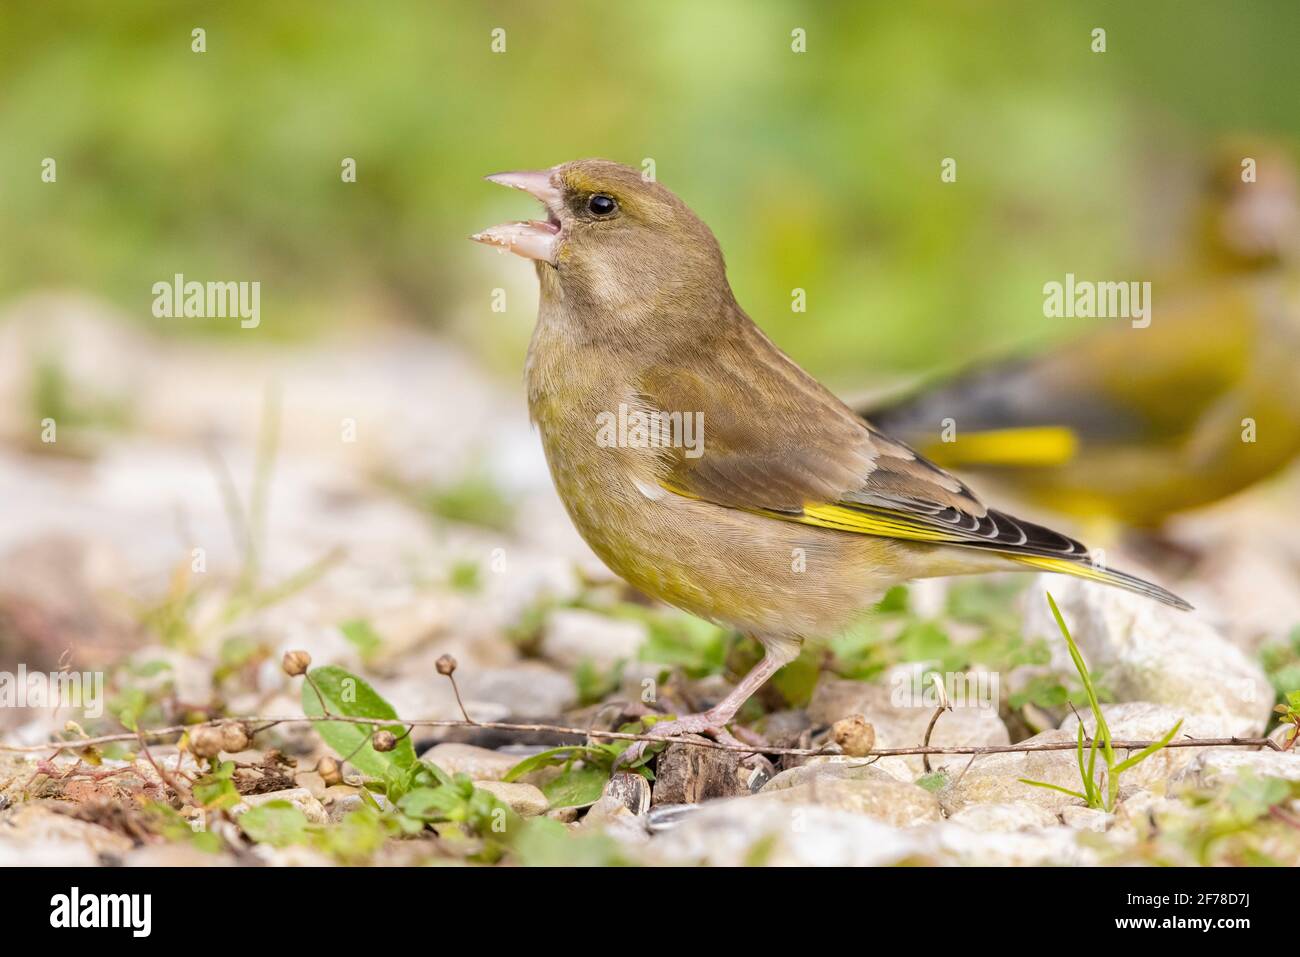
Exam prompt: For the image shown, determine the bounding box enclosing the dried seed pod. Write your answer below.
[318,756,343,786]
[220,722,253,753]
[831,714,876,757]
[372,730,397,752]
[189,724,226,759]
[282,650,312,677]
[435,654,457,676]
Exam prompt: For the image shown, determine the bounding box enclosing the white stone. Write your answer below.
[947,802,1060,832]
[937,728,1084,814]
[1173,749,1300,787]
[540,608,647,670]
[758,762,942,826]
[237,787,329,825]
[646,799,926,866]
[473,780,549,816]
[1061,805,1112,832]
[420,742,520,782]
[1021,576,1272,734]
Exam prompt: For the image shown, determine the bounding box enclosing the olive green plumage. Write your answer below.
[862,145,1300,530]
[474,158,1187,740]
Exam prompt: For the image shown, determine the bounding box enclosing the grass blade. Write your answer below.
[1112,719,1184,774]
[1047,592,1114,763]
[1018,778,1088,801]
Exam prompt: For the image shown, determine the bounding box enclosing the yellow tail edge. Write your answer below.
[1007,554,1192,611]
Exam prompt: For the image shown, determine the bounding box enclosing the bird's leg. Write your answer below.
[617,640,799,768]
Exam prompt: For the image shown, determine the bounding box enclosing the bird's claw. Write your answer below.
[614,713,764,771]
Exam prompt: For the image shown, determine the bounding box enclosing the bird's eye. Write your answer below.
[587,194,617,216]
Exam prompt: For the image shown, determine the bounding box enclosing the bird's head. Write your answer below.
[472,159,728,319]
[1202,142,1300,267]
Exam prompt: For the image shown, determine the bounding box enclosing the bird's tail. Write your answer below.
[1003,553,1192,610]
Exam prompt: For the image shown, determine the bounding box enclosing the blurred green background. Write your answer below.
[2,0,1298,389]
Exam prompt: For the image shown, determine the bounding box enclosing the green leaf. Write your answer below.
[1018,777,1088,801]
[915,770,948,793]
[448,560,482,593]
[541,764,609,809]
[1074,723,1094,806]
[339,619,383,662]
[398,785,465,822]
[384,763,411,799]
[828,618,890,681]
[132,658,174,678]
[503,745,608,782]
[635,610,731,678]
[109,688,149,731]
[573,659,624,707]
[301,665,414,777]
[317,805,393,863]
[142,801,224,853]
[1224,771,1292,819]
[240,800,310,847]
[418,472,516,531]
[466,788,520,840]
[1084,722,1102,808]
[770,647,821,707]
[1047,592,1114,765]
[874,585,910,613]
[193,760,241,810]
[1111,719,1183,774]
[510,817,628,867]
[945,578,1026,628]
[419,759,453,788]
[1009,675,1069,710]
[893,620,963,673]
[1069,721,1102,808]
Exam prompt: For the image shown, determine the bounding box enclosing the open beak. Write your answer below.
[472,168,564,264]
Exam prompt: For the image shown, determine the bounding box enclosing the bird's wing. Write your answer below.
[633,327,1189,610]
[634,347,1090,563]
[862,353,1139,466]
[863,288,1256,467]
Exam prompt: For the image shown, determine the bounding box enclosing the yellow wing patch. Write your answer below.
[1006,554,1107,582]
[922,426,1079,468]
[792,503,958,543]
[656,478,1190,609]
[659,477,962,544]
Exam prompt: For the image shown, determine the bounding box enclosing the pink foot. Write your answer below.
[616,711,762,770]
[613,645,794,773]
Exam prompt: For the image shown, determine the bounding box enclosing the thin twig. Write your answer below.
[445,672,475,724]
[303,673,332,717]
[952,751,980,787]
[0,715,1281,758]
[921,673,952,773]
[134,729,193,804]
[337,722,380,767]
[1270,804,1300,831]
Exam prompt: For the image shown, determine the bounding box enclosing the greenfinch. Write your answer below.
[860,145,1300,531]
[472,159,1187,748]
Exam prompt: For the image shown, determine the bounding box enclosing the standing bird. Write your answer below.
[472,159,1187,751]
[858,146,1300,532]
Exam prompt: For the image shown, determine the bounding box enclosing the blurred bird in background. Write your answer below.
[858,143,1300,537]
